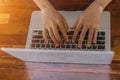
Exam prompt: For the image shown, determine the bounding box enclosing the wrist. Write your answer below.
[85,1,103,14]
[83,1,103,17]
[94,0,112,10]
[93,1,104,11]
[40,1,55,11]
[33,0,56,11]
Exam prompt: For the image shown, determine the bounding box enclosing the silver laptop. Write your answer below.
[1,11,114,64]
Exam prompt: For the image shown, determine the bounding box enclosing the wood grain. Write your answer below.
[0,0,120,80]
[0,0,120,36]
[0,55,120,80]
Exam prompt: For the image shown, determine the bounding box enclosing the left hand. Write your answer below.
[71,1,103,48]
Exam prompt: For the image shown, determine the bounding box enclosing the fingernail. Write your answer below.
[93,41,96,44]
[72,40,75,43]
[56,43,59,47]
[78,45,81,48]
[87,44,91,48]
[46,40,48,44]
[66,37,69,42]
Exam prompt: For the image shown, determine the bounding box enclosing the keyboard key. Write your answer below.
[34,40,40,43]
[31,44,35,48]
[93,45,97,49]
[66,45,70,48]
[32,40,36,43]
[72,45,76,49]
[51,44,55,48]
[33,30,38,32]
[38,30,42,34]
[82,45,86,49]
[101,32,105,35]
[41,39,45,43]
[41,44,45,48]
[98,46,105,49]
[46,44,50,48]
[56,45,60,48]
[33,35,40,39]
[97,37,105,40]
[40,35,43,39]
[36,44,40,48]
[61,45,65,48]
[97,41,105,44]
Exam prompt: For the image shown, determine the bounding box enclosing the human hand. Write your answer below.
[71,1,104,48]
[41,7,69,46]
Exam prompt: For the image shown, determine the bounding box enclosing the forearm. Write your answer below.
[95,0,112,10]
[84,0,112,15]
[33,0,55,10]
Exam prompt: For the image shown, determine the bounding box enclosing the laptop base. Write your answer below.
[1,48,114,64]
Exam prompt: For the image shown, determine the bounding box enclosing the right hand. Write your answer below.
[41,8,69,46]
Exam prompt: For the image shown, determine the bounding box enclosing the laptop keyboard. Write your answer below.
[31,30,105,51]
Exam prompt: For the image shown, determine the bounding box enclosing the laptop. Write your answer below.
[1,11,114,64]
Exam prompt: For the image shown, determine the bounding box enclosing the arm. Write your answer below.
[71,0,112,48]
[33,0,55,10]
[33,0,69,46]
[95,0,112,10]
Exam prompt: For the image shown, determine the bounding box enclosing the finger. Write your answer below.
[78,26,88,48]
[63,19,69,33]
[93,26,99,44]
[58,22,68,42]
[43,28,49,44]
[52,24,62,43]
[70,19,79,29]
[72,21,82,43]
[48,27,59,46]
[87,28,94,47]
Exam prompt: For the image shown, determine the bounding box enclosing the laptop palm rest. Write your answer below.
[1,48,114,64]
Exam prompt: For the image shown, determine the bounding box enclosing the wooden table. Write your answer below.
[0,0,120,80]
[0,34,120,80]
[0,50,120,80]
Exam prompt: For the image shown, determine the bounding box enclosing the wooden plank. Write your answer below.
[0,68,120,80]
[112,38,120,60]
[0,0,120,37]
[0,56,120,80]
[0,56,120,74]
[0,34,27,45]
